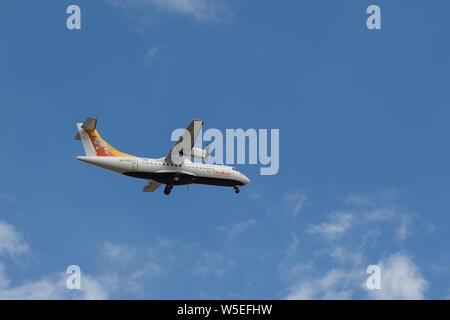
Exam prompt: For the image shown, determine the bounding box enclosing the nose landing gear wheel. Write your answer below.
[164,184,173,195]
[234,186,240,194]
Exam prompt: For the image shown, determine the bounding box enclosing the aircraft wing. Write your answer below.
[166,119,203,164]
[142,179,162,192]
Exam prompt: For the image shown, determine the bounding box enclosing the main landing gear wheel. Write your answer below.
[164,184,173,195]
[234,186,240,194]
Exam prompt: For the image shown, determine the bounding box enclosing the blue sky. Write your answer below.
[0,0,449,299]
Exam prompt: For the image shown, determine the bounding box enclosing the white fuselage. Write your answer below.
[77,156,250,187]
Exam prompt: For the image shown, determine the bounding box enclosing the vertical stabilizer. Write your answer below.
[75,117,134,157]
[75,118,97,156]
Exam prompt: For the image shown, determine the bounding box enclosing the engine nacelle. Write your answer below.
[189,147,208,159]
[179,147,211,160]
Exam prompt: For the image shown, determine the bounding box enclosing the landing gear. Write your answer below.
[164,184,173,195]
[234,186,240,194]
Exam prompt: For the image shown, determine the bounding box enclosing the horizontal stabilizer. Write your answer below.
[143,179,162,192]
[81,117,97,131]
[75,117,96,140]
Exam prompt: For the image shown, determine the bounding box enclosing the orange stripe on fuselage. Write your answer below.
[86,129,135,157]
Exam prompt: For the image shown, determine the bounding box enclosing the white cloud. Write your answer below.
[0,221,109,299]
[286,269,359,300]
[122,261,164,293]
[98,238,238,293]
[341,193,373,206]
[192,250,225,277]
[285,191,307,217]
[364,207,397,222]
[228,219,256,239]
[100,242,137,265]
[0,194,15,202]
[0,267,109,300]
[340,190,398,207]
[97,239,173,295]
[0,221,240,298]
[430,262,450,277]
[396,214,413,241]
[144,46,161,65]
[285,233,299,258]
[286,283,316,300]
[283,191,429,300]
[368,254,428,300]
[307,211,356,240]
[284,252,429,300]
[78,275,110,299]
[307,206,408,241]
[0,221,28,257]
[152,0,231,21]
[249,191,262,201]
[0,269,65,299]
[329,246,364,266]
[105,0,232,23]
[219,219,256,239]
[426,223,435,235]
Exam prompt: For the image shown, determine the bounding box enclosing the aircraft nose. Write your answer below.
[243,174,250,185]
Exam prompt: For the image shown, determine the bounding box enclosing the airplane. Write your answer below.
[75,117,250,195]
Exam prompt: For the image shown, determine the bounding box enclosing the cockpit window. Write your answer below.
[232,167,236,171]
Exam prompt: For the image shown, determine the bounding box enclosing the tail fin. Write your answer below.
[75,117,134,157]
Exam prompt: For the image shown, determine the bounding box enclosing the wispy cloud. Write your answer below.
[285,233,299,258]
[192,250,225,277]
[426,223,435,235]
[100,242,137,265]
[341,193,373,206]
[105,0,232,26]
[285,253,428,300]
[98,237,238,294]
[286,268,359,300]
[340,190,398,207]
[307,211,357,240]
[0,234,169,299]
[396,213,413,241]
[0,221,108,299]
[0,221,28,257]
[368,254,428,300]
[249,191,262,201]
[282,191,430,300]
[285,191,308,217]
[0,194,15,202]
[0,268,108,300]
[144,46,161,66]
[0,267,109,300]
[307,205,408,241]
[97,239,173,295]
[219,219,256,239]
